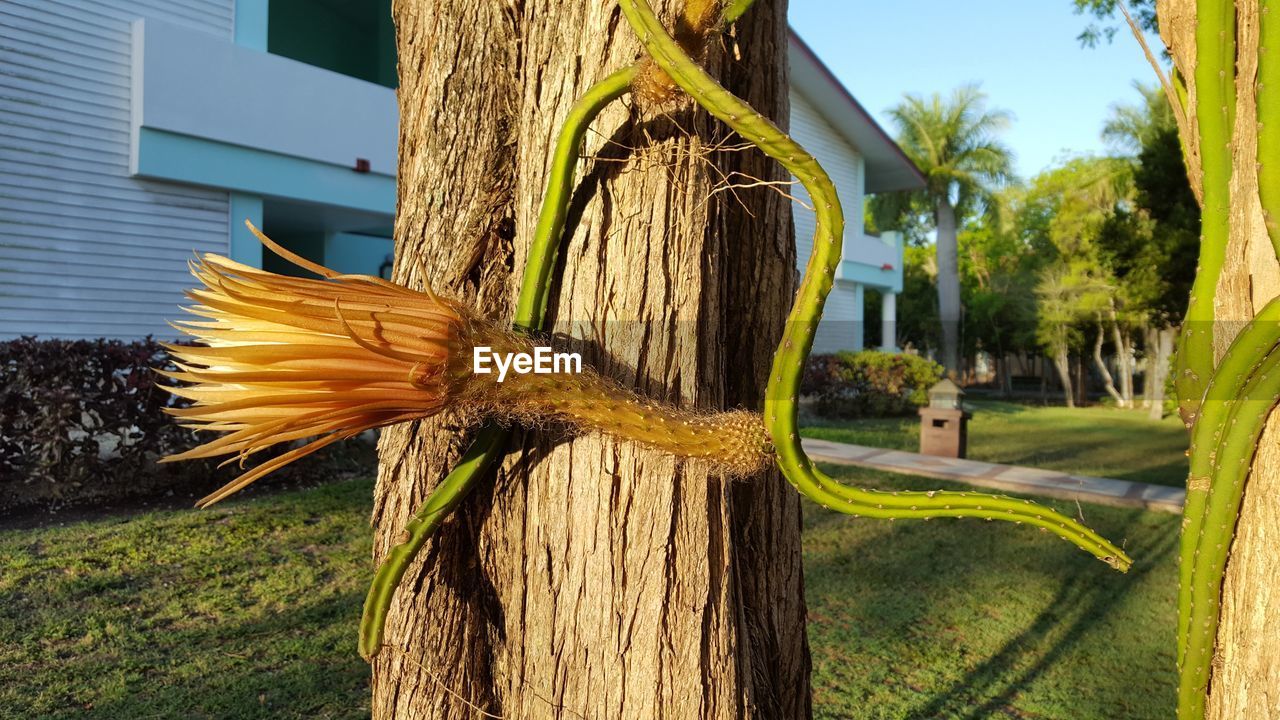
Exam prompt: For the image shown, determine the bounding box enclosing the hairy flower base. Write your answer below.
[162,224,771,506]
[467,324,772,474]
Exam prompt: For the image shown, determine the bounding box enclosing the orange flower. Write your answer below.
[161,223,464,507]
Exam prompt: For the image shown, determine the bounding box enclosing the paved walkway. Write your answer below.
[801,438,1185,514]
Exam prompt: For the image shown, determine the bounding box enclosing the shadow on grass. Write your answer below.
[802,466,1177,719]
[908,508,1177,719]
[60,591,370,720]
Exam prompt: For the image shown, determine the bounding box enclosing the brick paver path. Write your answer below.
[802,438,1184,514]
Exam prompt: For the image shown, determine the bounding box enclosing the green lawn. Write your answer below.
[1,470,1177,719]
[802,399,1190,487]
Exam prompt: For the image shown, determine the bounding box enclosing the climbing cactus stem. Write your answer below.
[1180,342,1280,719]
[1260,0,1280,257]
[1177,298,1280,669]
[617,0,1130,571]
[1175,0,1235,428]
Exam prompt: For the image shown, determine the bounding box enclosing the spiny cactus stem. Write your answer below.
[1180,342,1280,718]
[1259,0,1280,257]
[1174,0,1236,427]
[617,0,1130,571]
[1178,298,1280,668]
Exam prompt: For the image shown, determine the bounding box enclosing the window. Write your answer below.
[268,0,396,89]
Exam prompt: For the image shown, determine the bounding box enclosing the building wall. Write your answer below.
[789,91,869,354]
[0,0,235,340]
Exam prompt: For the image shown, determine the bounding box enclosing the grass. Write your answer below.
[802,399,1190,487]
[1,469,1177,719]
[0,480,373,720]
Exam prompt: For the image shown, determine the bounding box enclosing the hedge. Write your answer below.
[0,337,361,512]
[801,350,944,419]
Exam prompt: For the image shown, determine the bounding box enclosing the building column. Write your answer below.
[881,290,897,352]
[852,282,865,351]
[234,0,269,50]
[229,193,264,268]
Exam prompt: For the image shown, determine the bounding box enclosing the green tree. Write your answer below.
[1097,81,1199,417]
[1071,0,1158,46]
[875,85,1016,373]
[1017,156,1132,405]
[1035,261,1112,406]
[958,218,1040,393]
[897,244,941,354]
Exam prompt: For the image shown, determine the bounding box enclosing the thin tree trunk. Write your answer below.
[935,198,961,373]
[1141,324,1155,410]
[1122,330,1135,406]
[1074,352,1089,407]
[1105,305,1132,408]
[1147,325,1173,421]
[1051,342,1073,408]
[1093,323,1124,406]
[1116,326,1133,407]
[371,2,809,718]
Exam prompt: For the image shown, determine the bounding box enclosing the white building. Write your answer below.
[0,1,922,352]
[788,35,922,353]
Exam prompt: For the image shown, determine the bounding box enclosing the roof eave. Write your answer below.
[787,29,926,194]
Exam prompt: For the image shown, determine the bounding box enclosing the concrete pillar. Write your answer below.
[233,0,268,50]
[229,193,264,268]
[881,290,897,352]
[852,282,865,351]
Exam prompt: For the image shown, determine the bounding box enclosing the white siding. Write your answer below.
[812,282,860,355]
[0,0,235,340]
[789,90,867,353]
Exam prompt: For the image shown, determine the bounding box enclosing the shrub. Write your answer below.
[801,350,944,419]
[0,337,364,512]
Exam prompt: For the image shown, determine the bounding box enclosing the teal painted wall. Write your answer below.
[135,128,395,215]
[324,232,393,277]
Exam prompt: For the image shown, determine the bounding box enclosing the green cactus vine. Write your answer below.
[616,0,1130,565]
[1168,0,1280,716]
[357,0,1132,664]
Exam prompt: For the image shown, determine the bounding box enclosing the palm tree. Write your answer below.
[1102,80,1176,153]
[883,85,1016,372]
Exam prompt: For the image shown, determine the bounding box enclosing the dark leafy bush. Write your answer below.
[801,350,944,419]
[0,337,363,512]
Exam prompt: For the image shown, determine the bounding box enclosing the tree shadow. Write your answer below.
[904,508,1177,719]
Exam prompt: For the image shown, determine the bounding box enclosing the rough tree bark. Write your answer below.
[370,1,809,717]
[935,197,962,373]
[1158,0,1280,715]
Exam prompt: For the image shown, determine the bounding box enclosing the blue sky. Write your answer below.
[787,0,1166,179]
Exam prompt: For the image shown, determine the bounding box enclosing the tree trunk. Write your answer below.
[1147,325,1173,421]
[1113,323,1133,407]
[934,197,962,373]
[1156,1,1280,715]
[1093,323,1124,406]
[1143,326,1155,409]
[1051,343,1073,408]
[371,2,809,718]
